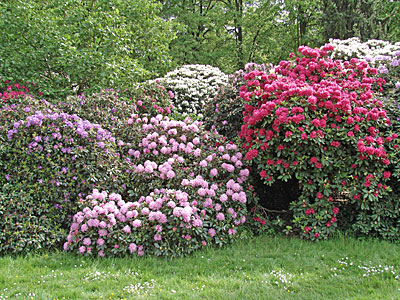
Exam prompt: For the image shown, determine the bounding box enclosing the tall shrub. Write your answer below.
[238,45,399,240]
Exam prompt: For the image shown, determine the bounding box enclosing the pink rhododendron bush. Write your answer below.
[239,45,400,240]
[64,114,251,257]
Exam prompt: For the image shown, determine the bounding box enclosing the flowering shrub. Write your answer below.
[204,63,273,141]
[0,107,128,248]
[238,45,399,240]
[326,38,400,240]
[153,65,228,118]
[65,115,251,257]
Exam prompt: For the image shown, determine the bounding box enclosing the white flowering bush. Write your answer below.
[327,37,400,61]
[153,65,228,118]
[64,114,251,257]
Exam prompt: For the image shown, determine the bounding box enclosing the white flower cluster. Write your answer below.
[326,37,400,66]
[123,279,156,296]
[154,64,228,118]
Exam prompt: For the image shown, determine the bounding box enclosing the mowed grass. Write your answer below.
[0,234,399,300]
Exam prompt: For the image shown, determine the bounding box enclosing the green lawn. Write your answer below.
[0,234,399,300]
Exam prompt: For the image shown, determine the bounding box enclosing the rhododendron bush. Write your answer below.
[64,114,250,257]
[152,64,228,118]
[0,79,43,107]
[1,107,127,222]
[238,45,400,240]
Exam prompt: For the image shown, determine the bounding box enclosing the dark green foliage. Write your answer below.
[321,0,399,42]
[204,63,272,142]
[0,184,65,255]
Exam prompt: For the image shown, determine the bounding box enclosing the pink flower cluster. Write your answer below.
[65,183,247,257]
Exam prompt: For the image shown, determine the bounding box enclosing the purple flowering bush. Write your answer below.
[0,107,128,249]
[59,86,174,142]
[65,114,251,257]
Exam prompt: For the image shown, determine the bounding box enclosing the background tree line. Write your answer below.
[159,0,400,73]
[0,0,398,99]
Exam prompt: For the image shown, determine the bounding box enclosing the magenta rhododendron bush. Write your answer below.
[0,79,43,105]
[239,45,399,239]
[64,113,251,257]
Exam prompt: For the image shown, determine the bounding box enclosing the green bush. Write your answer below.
[0,0,177,100]
[204,63,273,142]
[0,183,64,255]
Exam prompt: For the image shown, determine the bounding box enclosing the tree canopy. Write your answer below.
[0,0,177,98]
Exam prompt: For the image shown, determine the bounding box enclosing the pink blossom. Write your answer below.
[210,168,218,177]
[220,194,228,202]
[166,170,176,179]
[63,242,69,251]
[83,238,91,246]
[198,188,207,197]
[193,149,201,157]
[132,220,142,227]
[81,224,88,232]
[216,213,225,221]
[129,243,137,253]
[208,228,216,237]
[98,229,108,237]
[123,225,131,233]
[200,160,208,167]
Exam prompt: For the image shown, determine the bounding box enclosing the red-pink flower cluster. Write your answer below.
[237,44,398,240]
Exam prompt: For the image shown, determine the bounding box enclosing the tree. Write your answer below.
[0,0,177,99]
[321,0,399,42]
[159,0,324,72]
